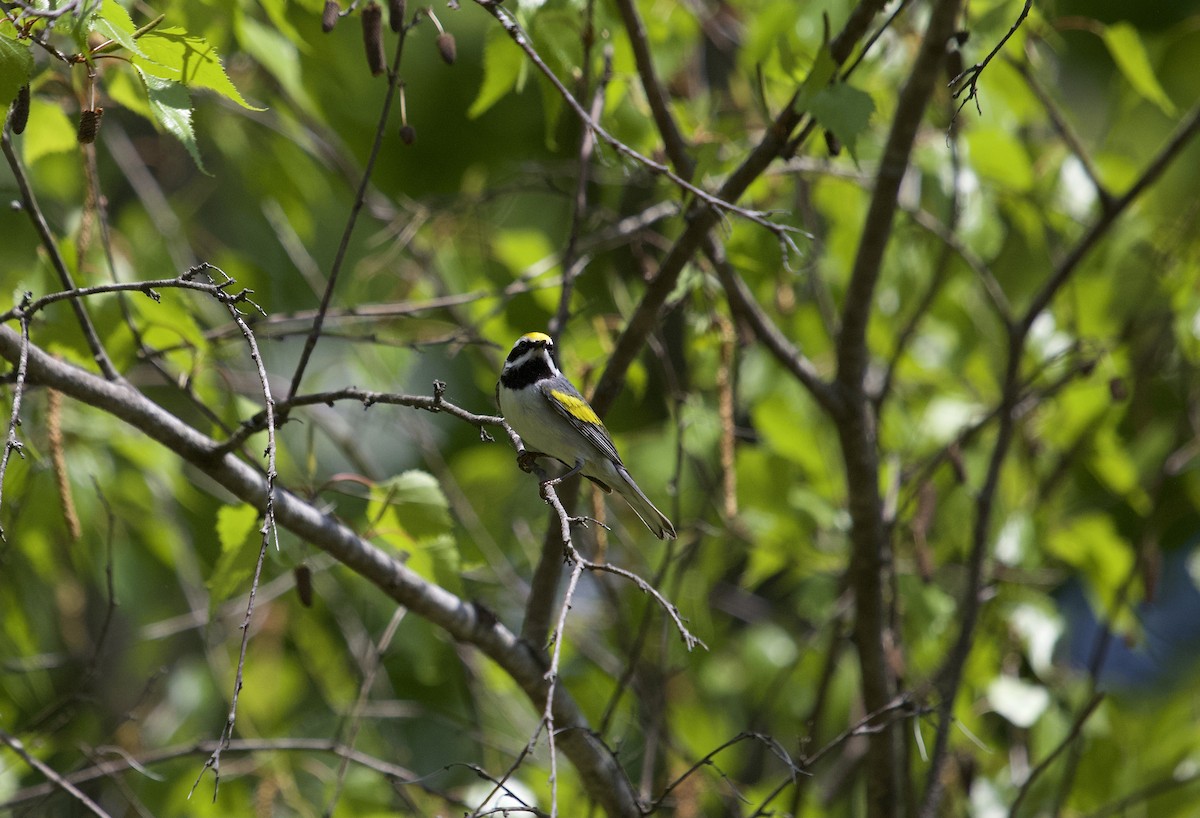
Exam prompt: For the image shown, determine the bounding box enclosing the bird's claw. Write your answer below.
[517,449,544,473]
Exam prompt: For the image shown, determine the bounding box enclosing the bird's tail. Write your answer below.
[614,466,676,540]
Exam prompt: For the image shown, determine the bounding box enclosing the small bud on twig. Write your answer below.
[321,0,339,32]
[361,2,386,77]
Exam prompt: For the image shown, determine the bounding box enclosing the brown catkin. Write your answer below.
[436,32,457,65]
[362,2,386,76]
[77,108,103,144]
[388,0,406,32]
[47,388,82,542]
[11,85,30,135]
[321,0,339,32]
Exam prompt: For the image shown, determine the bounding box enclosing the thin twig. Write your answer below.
[0,131,118,379]
[216,383,502,455]
[1020,103,1200,333]
[287,24,410,400]
[0,737,429,809]
[0,729,112,818]
[650,732,800,810]
[0,307,31,540]
[1006,55,1115,211]
[548,47,613,344]
[610,0,694,176]
[188,263,279,801]
[325,606,409,816]
[1009,692,1104,818]
[708,236,840,415]
[949,0,1033,119]
[474,1,802,247]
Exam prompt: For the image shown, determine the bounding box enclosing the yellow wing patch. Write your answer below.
[521,331,552,344]
[550,389,601,424]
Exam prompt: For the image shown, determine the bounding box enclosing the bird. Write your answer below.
[497,331,677,540]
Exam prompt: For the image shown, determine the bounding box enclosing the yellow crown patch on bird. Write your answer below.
[521,331,552,343]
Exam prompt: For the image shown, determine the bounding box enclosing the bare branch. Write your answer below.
[1009,693,1104,818]
[831,3,963,816]
[0,307,30,541]
[610,0,694,176]
[188,262,280,800]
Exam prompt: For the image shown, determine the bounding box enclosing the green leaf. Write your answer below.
[407,533,462,594]
[1101,22,1177,116]
[234,11,317,116]
[132,26,263,111]
[369,470,452,540]
[135,67,209,174]
[208,504,261,605]
[91,0,147,59]
[0,32,34,107]
[1047,513,1135,613]
[469,27,527,119]
[792,46,838,112]
[21,99,77,165]
[808,83,874,158]
[966,128,1034,192]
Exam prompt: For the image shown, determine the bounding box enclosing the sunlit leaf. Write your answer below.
[469,27,527,119]
[21,99,77,164]
[808,82,875,158]
[135,67,208,174]
[91,0,148,59]
[132,26,263,110]
[208,504,262,605]
[0,32,33,107]
[1102,22,1177,115]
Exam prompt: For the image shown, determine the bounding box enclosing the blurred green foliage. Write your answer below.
[2,0,1200,815]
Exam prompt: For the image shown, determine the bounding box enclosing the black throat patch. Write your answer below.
[501,355,554,390]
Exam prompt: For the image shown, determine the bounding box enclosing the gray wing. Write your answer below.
[537,381,624,467]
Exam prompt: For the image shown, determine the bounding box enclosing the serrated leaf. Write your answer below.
[135,67,209,174]
[808,82,874,158]
[132,26,263,111]
[469,28,526,119]
[22,99,77,164]
[91,0,147,59]
[0,32,34,107]
[208,504,261,605]
[1101,22,1176,116]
